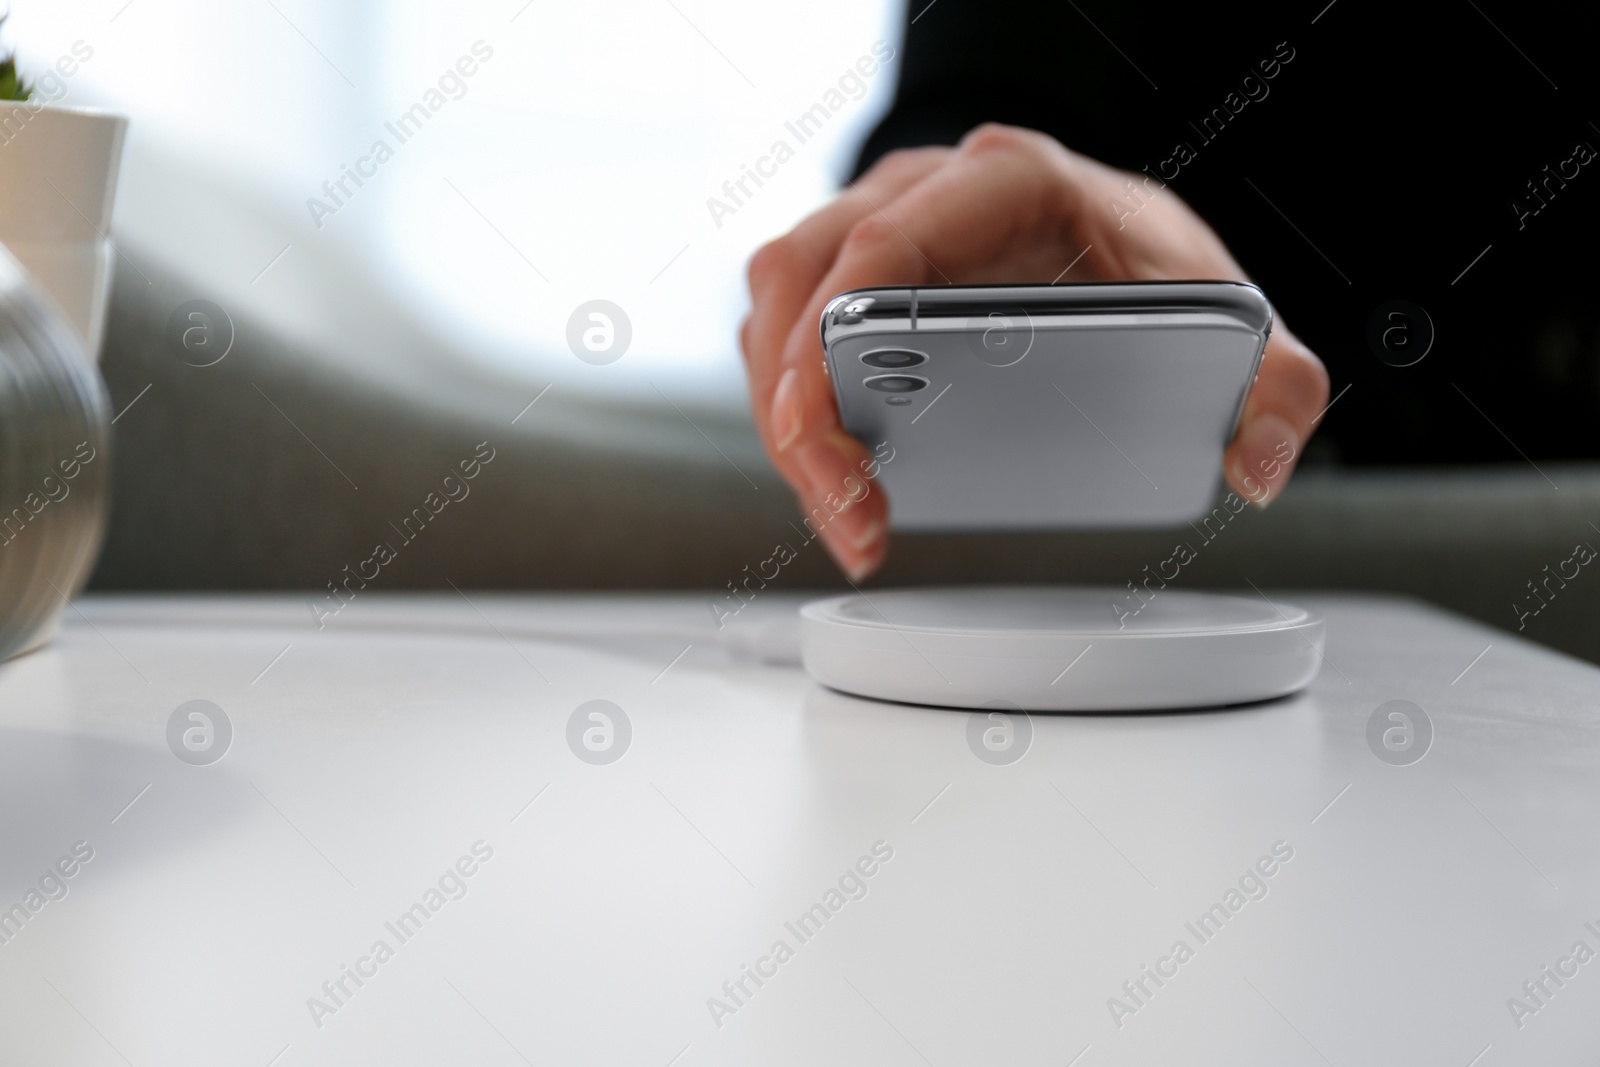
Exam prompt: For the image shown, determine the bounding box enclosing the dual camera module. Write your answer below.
[861,349,928,405]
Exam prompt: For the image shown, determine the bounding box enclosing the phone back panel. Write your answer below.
[821,284,1271,531]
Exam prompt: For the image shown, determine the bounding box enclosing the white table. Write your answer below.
[1,592,1597,1066]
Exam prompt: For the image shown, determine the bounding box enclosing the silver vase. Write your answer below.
[0,243,110,660]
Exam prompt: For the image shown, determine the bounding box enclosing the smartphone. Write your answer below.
[819,281,1273,530]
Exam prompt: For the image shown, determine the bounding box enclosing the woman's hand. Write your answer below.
[739,123,1330,579]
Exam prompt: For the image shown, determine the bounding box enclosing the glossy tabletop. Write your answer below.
[0,591,1596,1066]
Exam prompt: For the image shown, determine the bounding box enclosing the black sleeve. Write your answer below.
[855,0,1268,177]
[852,0,1600,466]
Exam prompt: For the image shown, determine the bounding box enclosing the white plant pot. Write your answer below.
[0,103,126,358]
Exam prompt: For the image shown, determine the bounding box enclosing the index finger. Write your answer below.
[773,128,1084,459]
[743,149,951,456]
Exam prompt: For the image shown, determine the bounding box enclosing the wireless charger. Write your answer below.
[799,587,1324,712]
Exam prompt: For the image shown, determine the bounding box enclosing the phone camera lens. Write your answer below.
[861,348,926,369]
[864,374,928,393]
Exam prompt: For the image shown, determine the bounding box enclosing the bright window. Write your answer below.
[12,0,900,408]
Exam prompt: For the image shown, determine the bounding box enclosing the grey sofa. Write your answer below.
[89,252,1600,664]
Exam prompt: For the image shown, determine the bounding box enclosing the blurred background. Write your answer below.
[11,0,899,406]
[11,0,1600,664]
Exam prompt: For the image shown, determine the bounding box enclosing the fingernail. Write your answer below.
[796,435,884,559]
[843,553,877,583]
[824,505,882,554]
[818,519,884,582]
[1231,413,1300,508]
[771,368,802,452]
[847,517,883,551]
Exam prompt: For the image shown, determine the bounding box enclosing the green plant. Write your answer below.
[0,16,29,102]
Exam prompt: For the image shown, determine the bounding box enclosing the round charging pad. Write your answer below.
[799,586,1324,712]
